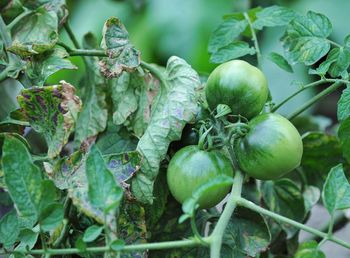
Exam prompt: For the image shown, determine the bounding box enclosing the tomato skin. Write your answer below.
[236,113,303,180]
[205,60,268,119]
[167,145,234,208]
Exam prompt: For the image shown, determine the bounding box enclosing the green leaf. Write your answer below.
[262,179,306,237]
[8,7,58,57]
[322,164,350,214]
[310,48,350,78]
[39,203,63,231]
[210,40,256,64]
[75,236,87,251]
[96,123,138,155]
[295,241,326,258]
[338,117,350,163]
[181,175,233,222]
[253,5,297,30]
[86,145,123,212]
[17,81,82,158]
[208,17,248,53]
[301,132,344,189]
[303,186,320,213]
[132,56,200,204]
[100,17,140,78]
[74,33,108,145]
[15,228,39,252]
[268,52,293,73]
[221,207,271,257]
[82,225,104,242]
[0,210,19,248]
[110,239,125,251]
[26,46,77,86]
[281,11,332,65]
[337,85,350,121]
[2,135,42,226]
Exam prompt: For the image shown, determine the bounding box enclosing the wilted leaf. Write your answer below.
[100,17,140,77]
[104,151,140,182]
[26,46,77,86]
[281,11,332,65]
[17,81,82,158]
[322,164,350,214]
[132,56,200,203]
[8,7,58,57]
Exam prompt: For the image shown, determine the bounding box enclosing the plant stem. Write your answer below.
[0,239,204,256]
[244,12,262,68]
[68,49,106,57]
[0,15,12,48]
[288,82,344,120]
[0,119,30,126]
[328,39,342,48]
[237,198,350,249]
[7,11,32,30]
[272,78,350,112]
[209,170,244,257]
[64,22,81,49]
[140,60,169,89]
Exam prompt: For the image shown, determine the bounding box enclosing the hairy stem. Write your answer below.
[244,12,262,68]
[0,239,204,256]
[288,82,344,120]
[238,198,350,249]
[209,170,244,257]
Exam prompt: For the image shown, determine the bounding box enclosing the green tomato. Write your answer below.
[167,145,234,208]
[236,113,303,180]
[205,60,269,119]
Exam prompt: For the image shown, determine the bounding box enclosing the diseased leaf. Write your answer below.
[221,207,271,257]
[337,85,350,121]
[17,81,82,158]
[208,17,248,53]
[281,11,332,65]
[253,5,297,30]
[262,179,306,237]
[301,132,344,189]
[100,17,140,78]
[8,7,58,57]
[210,41,256,64]
[268,52,293,73]
[75,33,108,145]
[2,135,42,226]
[26,46,77,86]
[295,241,325,258]
[83,225,104,242]
[338,117,350,163]
[132,56,200,203]
[86,145,123,213]
[0,210,19,248]
[322,164,350,214]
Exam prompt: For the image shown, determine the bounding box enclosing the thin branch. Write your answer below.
[244,12,262,68]
[64,22,81,49]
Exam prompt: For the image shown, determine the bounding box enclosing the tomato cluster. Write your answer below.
[167,60,303,208]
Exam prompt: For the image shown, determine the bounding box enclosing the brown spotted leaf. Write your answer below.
[100,17,140,78]
[17,81,82,158]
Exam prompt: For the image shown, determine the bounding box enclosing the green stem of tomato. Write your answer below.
[243,12,262,68]
[272,78,350,112]
[237,198,350,249]
[208,168,244,257]
[287,82,344,120]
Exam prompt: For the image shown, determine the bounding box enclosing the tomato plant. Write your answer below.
[236,113,303,180]
[167,145,234,208]
[1,1,350,258]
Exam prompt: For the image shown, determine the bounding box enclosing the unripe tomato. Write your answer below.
[167,145,234,208]
[205,60,269,119]
[236,113,303,180]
